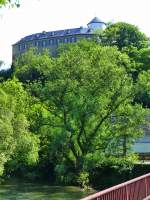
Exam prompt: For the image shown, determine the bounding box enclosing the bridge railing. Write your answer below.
[81,173,150,200]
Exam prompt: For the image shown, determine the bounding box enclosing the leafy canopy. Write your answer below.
[21,41,146,182]
[0,79,39,175]
[101,22,148,50]
[0,0,19,7]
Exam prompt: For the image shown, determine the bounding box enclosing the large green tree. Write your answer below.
[12,41,149,185]
[0,79,39,175]
[27,41,146,183]
[100,22,148,51]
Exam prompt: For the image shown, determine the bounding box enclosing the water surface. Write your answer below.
[0,182,93,200]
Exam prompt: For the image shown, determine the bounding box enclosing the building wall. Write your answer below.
[134,115,150,154]
[12,17,106,59]
[12,34,93,59]
[133,142,150,153]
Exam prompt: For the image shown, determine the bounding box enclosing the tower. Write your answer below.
[87,17,106,31]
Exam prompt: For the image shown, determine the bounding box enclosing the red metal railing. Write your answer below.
[81,173,150,200]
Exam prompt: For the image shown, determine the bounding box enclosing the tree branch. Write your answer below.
[88,94,131,143]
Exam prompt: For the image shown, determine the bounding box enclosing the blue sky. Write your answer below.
[0,0,150,68]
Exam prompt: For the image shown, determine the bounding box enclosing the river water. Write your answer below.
[0,182,94,200]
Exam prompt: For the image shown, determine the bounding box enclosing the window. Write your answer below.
[71,37,76,43]
[64,38,68,43]
[49,39,54,45]
[45,40,49,46]
[53,39,57,45]
[66,29,70,34]
[69,37,74,43]
[38,41,42,47]
[42,41,44,46]
[19,44,21,51]
[21,43,26,50]
[34,41,37,46]
[36,34,40,38]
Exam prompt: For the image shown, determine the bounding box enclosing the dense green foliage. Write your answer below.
[98,22,150,108]
[100,22,148,50]
[0,0,19,7]
[36,43,146,184]
[0,21,150,188]
[0,79,39,175]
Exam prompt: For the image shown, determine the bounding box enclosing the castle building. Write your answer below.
[12,17,106,59]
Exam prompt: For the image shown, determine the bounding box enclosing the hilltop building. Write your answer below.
[12,17,106,59]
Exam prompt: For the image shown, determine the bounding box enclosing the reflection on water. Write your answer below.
[0,182,93,200]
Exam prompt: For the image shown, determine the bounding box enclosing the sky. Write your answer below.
[0,0,150,68]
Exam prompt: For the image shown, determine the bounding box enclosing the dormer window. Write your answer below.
[49,32,54,36]
[36,34,40,38]
[66,29,70,34]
